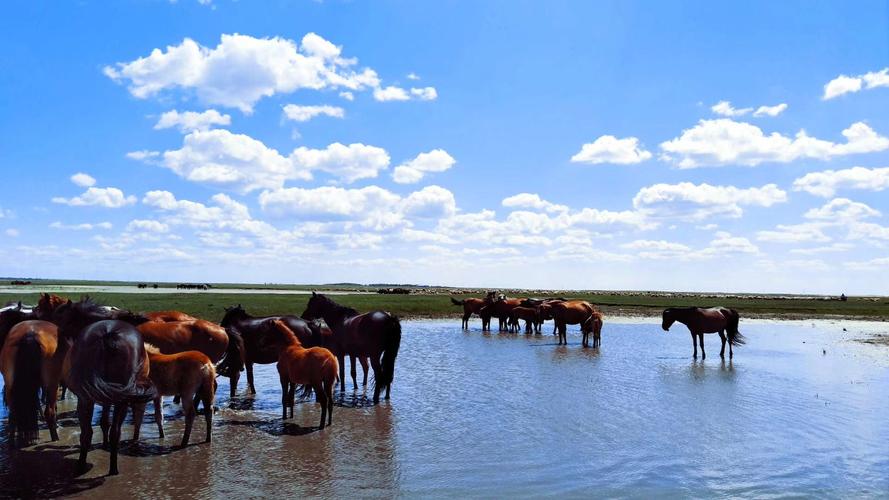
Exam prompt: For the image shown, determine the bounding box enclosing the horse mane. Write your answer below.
[272,320,302,347]
[312,294,359,317]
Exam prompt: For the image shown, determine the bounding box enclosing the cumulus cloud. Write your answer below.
[753,103,787,117]
[410,87,437,100]
[126,219,170,233]
[803,198,880,221]
[792,166,889,197]
[70,172,96,187]
[756,223,832,243]
[633,182,787,220]
[373,85,438,102]
[502,193,569,213]
[392,149,456,184]
[571,135,652,165]
[660,120,889,168]
[823,68,889,100]
[711,101,752,117]
[154,109,231,132]
[4,229,18,237]
[104,33,381,112]
[49,221,113,231]
[52,187,137,208]
[621,239,691,259]
[282,104,345,122]
[130,129,391,192]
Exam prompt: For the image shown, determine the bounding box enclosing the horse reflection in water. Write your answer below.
[662,307,745,359]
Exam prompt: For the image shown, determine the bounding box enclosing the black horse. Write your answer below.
[220,305,315,395]
[301,292,401,404]
[0,302,36,349]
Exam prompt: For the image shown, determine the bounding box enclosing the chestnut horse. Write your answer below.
[301,292,401,404]
[550,300,600,346]
[450,292,497,329]
[137,319,244,398]
[220,305,314,395]
[662,307,744,359]
[66,320,156,476]
[132,344,216,447]
[0,320,68,446]
[509,306,539,334]
[483,294,526,331]
[271,320,338,429]
[144,311,198,322]
[582,310,605,348]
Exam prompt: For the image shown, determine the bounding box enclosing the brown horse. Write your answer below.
[662,307,744,359]
[551,300,599,346]
[582,310,605,348]
[271,320,338,429]
[0,320,68,446]
[483,294,526,331]
[307,319,369,391]
[144,311,198,322]
[301,292,401,403]
[450,293,497,329]
[509,306,539,334]
[132,344,216,447]
[35,293,66,319]
[137,319,244,398]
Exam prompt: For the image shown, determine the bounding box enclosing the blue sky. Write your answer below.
[1,1,888,294]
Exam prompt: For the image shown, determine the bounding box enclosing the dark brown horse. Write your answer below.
[1,320,68,446]
[301,292,401,403]
[220,305,313,395]
[450,292,497,329]
[509,306,539,334]
[582,310,604,348]
[307,319,369,391]
[662,307,744,359]
[482,294,526,332]
[0,303,36,350]
[550,300,599,346]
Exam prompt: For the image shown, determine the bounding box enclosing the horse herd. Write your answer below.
[451,292,745,358]
[0,292,400,477]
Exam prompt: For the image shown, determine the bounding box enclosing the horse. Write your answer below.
[450,292,497,329]
[220,305,314,395]
[65,320,156,476]
[0,303,36,350]
[35,293,67,320]
[662,307,745,359]
[307,319,369,391]
[270,320,338,429]
[509,306,539,334]
[136,319,244,398]
[132,344,216,447]
[144,311,198,323]
[301,292,401,404]
[484,294,525,331]
[0,320,68,447]
[581,310,605,348]
[550,300,599,346]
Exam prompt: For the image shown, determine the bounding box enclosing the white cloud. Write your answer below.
[633,182,787,220]
[373,85,438,102]
[282,104,345,122]
[753,103,787,117]
[291,142,390,184]
[410,87,437,100]
[401,186,456,219]
[406,72,420,80]
[756,223,831,243]
[660,119,889,168]
[790,243,854,255]
[49,221,113,231]
[502,193,569,213]
[711,101,752,117]
[127,219,170,233]
[698,231,759,256]
[104,33,381,112]
[792,166,889,197]
[823,68,889,100]
[803,198,880,221]
[339,91,354,101]
[846,222,889,242]
[70,172,96,187]
[126,150,161,161]
[845,256,889,270]
[52,187,137,208]
[154,109,231,132]
[621,239,691,259]
[5,229,19,237]
[392,149,455,184]
[570,135,652,165]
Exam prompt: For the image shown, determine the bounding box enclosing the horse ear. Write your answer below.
[66,299,72,305]
[312,291,316,296]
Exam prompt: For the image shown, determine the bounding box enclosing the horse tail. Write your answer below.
[378,314,401,390]
[10,335,43,445]
[726,308,745,346]
[450,297,464,306]
[217,328,245,377]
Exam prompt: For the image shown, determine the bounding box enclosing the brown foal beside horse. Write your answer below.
[551,300,600,346]
[509,306,539,334]
[271,320,338,429]
[662,307,744,359]
[0,320,68,446]
[132,344,216,447]
[582,311,605,348]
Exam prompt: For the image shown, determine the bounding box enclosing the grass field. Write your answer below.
[2,289,887,322]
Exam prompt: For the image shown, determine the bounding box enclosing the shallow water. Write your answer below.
[2,319,889,498]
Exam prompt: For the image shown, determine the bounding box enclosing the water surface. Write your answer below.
[2,319,888,498]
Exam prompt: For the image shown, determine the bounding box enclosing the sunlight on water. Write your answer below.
[1,319,888,497]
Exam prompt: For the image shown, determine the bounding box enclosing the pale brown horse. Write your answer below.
[137,319,244,398]
[0,320,68,446]
[582,310,605,348]
[662,307,744,359]
[550,300,600,346]
[132,344,216,447]
[144,311,198,322]
[271,320,338,429]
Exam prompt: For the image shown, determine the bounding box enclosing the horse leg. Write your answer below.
[280,374,289,420]
[315,382,327,430]
[350,356,358,391]
[154,397,165,438]
[131,402,145,441]
[100,404,111,449]
[718,330,727,359]
[462,312,470,329]
[338,353,346,393]
[288,383,296,419]
[229,369,240,399]
[246,362,256,395]
[44,382,59,441]
[327,380,334,426]
[76,399,94,474]
[173,394,181,404]
[370,356,383,404]
[360,356,369,386]
[181,391,196,448]
[699,334,706,360]
[203,391,213,443]
[691,332,698,358]
[108,403,127,476]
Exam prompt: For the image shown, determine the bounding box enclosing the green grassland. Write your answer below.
[2,289,887,322]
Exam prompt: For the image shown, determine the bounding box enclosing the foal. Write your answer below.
[272,320,338,430]
[132,344,216,447]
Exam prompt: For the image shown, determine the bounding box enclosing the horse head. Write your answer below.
[661,309,676,331]
[52,297,147,339]
[221,304,248,327]
[301,292,326,321]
